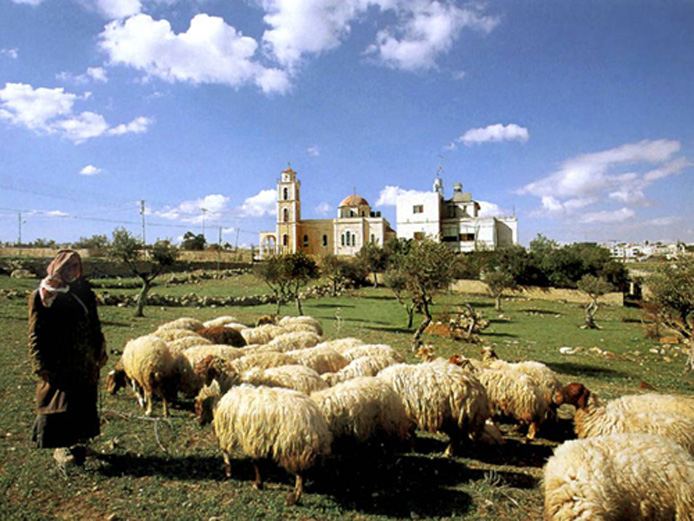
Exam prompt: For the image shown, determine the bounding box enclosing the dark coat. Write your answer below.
[28,279,106,448]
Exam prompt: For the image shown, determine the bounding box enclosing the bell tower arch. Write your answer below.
[276,167,301,253]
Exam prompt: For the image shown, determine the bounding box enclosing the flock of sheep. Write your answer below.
[106,314,694,518]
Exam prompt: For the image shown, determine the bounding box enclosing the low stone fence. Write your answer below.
[449,279,624,306]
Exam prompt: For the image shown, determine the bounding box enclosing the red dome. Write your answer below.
[338,194,370,207]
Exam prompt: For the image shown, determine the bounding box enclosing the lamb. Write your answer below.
[543,433,694,520]
[310,377,413,444]
[286,346,349,374]
[263,331,321,352]
[341,344,404,363]
[195,326,246,347]
[106,335,178,416]
[322,355,400,386]
[278,315,324,336]
[574,392,694,454]
[240,324,286,345]
[377,361,491,456]
[156,317,205,332]
[211,384,332,505]
[203,315,239,328]
[242,365,328,394]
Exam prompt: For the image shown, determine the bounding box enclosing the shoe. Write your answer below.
[53,447,75,466]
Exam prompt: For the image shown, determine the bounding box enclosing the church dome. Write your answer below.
[338,194,370,208]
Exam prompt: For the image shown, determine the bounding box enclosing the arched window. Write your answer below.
[283,187,288,200]
[345,231,350,246]
[341,234,345,246]
[371,234,375,244]
[282,234,288,246]
[351,234,356,247]
[283,208,289,222]
[303,234,309,247]
[322,235,328,247]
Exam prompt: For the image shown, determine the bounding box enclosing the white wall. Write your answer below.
[396,192,441,240]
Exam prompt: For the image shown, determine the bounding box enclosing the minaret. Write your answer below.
[277,167,301,253]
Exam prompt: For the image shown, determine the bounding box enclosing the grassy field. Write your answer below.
[1,273,693,521]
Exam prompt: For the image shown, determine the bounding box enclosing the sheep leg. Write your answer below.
[253,462,263,490]
[526,421,538,441]
[222,451,231,478]
[145,389,153,417]
[285,474,303,506]
[162,396,170,418]
[132,381,145,408]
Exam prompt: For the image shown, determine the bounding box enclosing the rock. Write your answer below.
[10,268,34,279]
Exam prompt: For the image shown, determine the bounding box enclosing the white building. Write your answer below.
[396,177,518,252]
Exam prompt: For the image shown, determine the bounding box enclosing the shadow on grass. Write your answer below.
[358,295,396,301]
[521,308,563,316]
[482,332,518,338]
[312,303,355,309]
[348,318,392,325]
[366,325,413,334]
[101,320,136,327]
[95,452,229,481]
[545,361,630,378]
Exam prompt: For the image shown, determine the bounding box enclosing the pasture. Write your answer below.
[1,273,692,520]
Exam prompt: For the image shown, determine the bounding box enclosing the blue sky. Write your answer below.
[1,0,693,247]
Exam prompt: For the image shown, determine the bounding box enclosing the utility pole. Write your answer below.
[217,226,222,272]
[201,208,208,238]
[140,200,146,246]
[235,228,240,252]
[17,211,22,245]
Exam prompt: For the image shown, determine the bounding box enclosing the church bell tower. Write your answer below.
[277,167,301,253]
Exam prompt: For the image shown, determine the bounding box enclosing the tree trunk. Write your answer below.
[331,278,338,297]
[372,272,379,288]
[412,297,432,351]
[495,293,502,312]
[406,305,414,329]
[135,279,152,317]
[295,295,304,315]
[275,292,283,315]
[686,337,694,373]
[583,300,599,329]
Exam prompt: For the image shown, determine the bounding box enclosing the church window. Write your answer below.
[371,234,375,243]
[351,234,356,247]
[283,208,289,222]
[413,205,424,214]
[282,234,289,246]
[322,235,328,247]
[303,235,309,247]
[283,187,288,200]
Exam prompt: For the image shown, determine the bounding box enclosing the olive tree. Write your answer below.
[482,270,519,312]
[577,274,613,329]
[255,252,319,315]
[109,228,178,317]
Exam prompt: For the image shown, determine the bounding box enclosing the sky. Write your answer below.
[1,0,693,247]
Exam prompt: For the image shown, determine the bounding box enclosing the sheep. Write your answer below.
[107,335,178,417]
[322,355,400,386]
[278,315,324,336]
[315,337,365,354]
[543,433,694,520]
[310,377,413,444]
[177,345,246,397]
[211,384,332,505]
[222,322,249,332]
[263,331,321,352]
[341,344,404,363]
[167,334,212,355]
[229,352,299,374]
[553,382,593,410]
[474,367,550,440]
[286,346,349,374]
[151,327,201,343]
[203,315,239,328]
[240,324,286,345]
[484,359,563,407]
[255,314,278,326]
[377,361,491,456]
[242,365,328,394]
[156,317,205,332]
[195,326,246,347]
[574,393,694,454]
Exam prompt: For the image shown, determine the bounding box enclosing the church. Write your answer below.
[259,167,396,258]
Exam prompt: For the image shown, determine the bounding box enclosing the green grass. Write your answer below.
[1,275,693,520]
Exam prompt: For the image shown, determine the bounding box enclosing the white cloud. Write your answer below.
[367,2,499,71]
[108,116,153,135]
[315,202,332,215]
[1,48,19,59]
[100,14,290,94]
[157,194,231,223]
[457,123,529,146]
[519,139,692,219]
[57,67,109,85]
[643,216,682,227]
[579,208,635,224]
[0,82,152,143]
[94,0,142,19]
[80,165,102,176]
[375,185,428,206]
[46,210,69,217]
[11,0,43,5]
[307,145,320,157]
[237,189,276,217]
[477,201,508,218]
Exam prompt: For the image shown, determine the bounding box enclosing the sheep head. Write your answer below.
[554,382,592,410]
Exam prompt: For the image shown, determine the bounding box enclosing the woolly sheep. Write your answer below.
[315,337,365,354]
[574,393,694,454]
[107,335,177,417]
[474,367,549,440]
[156,317,205,332]
[278,315,324,336]
[151,328,201,343]
[263,331,321,352]
[177,345,246,397]
[242,365,328,394]
[223,322,249,332]
[240,324,286,345]
[341,344,404,363]
[212,384,332,504]
[322,355,400,386]
[310,376,413,443]
[543,433,694,520]
[195,326,246,347]
[286,346,349,374]
[203,315,239,328]
[230,352,299,374]
[167,334,212,355]
[377,361,491,456]
[484,359,563,407]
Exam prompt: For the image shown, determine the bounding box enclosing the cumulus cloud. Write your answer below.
[157,194,231,223]
[477,201,509,218]
[99,13,290,94]
[519,139,692,220]
[456,123,529,147]
[237,189,276,217]
[46,210,69,217]
[375,185,428,206]
[0,82,152,143]
[261,0,498,72]
[94,0,142,19]
[11,0,43,5]
[1,48,19,59]
[307,145,320,157]
[57,67,109,85]
[80,165,102,176]
[315,202,331,215]
[108,116,152,135]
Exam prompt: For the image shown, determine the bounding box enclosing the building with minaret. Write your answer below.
[259,167,396,258]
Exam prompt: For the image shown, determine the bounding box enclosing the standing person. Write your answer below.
[28,250,107,467]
